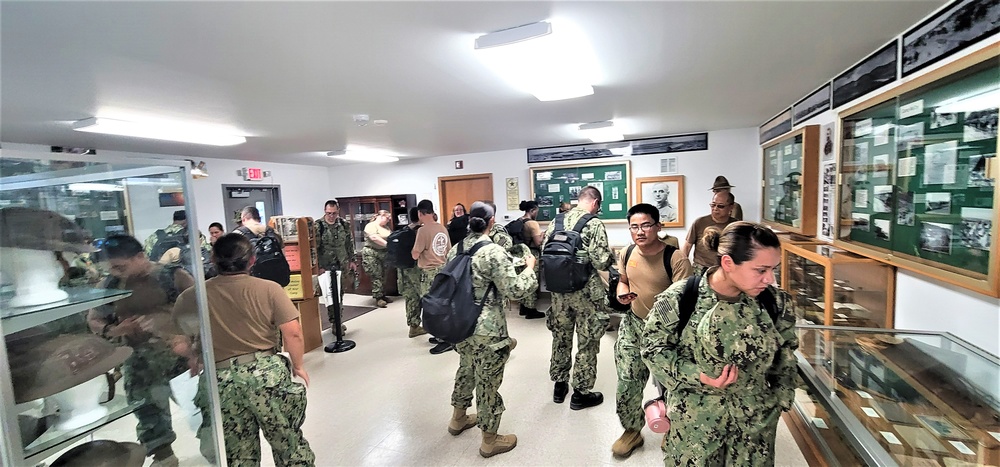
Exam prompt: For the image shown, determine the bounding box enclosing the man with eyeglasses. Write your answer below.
[682,191,738,274]
[610,204,692,458]
[316,199,356,330]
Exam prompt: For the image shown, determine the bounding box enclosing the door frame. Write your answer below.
[221,184,283,231]
[438,173,494,217]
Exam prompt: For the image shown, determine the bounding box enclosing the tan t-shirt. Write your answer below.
[523,219,542,248]
[174,274,300,361]
[412,221,450,269]
[107,264,194,343]
[617,246,691,320]
[363,221,391,250]
[685,215,737,268]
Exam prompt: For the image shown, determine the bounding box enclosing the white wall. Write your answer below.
[327,127,761,247]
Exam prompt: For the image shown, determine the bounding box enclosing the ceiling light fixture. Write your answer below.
[72,117,247,146]
[578,120,624,143]
[474,20,598,101]
[327,146,400,163]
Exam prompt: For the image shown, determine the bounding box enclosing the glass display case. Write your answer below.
[0,150,223,466]
[762,125,820,236]
[776,232,824,290]
[782,242,895,329]
[834,45,999,298]
[337,194,415,296]
[792,326,1000,467]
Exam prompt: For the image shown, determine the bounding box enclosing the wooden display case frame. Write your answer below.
[833,44,1000,298]
[761,125,820,236]
[269,216,323,352]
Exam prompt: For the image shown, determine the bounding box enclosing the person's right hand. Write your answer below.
[293,366,310,387]
[700,364,739,389]
[524,254,536,270]
[108,316,142,337]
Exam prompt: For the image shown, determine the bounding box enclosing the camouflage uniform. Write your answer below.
[361,220,390,299]
[316,217,354,321]
[142,222,209,257]
[488,223,514,252]
[640,271,800,466]
[450,234,538,433]
[397,266,424,327]
[542,208,613,393]
[124,344,188,455]
[614,312,649,432]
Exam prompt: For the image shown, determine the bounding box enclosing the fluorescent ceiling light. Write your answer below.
[936,89,999,113]
[475,20,598,101]
[68,182,124,192]
[578,121,624,143]
[327,146,400,163]
[72,117,246,146]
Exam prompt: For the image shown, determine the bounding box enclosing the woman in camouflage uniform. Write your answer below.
[447,201,537,458]
[641,222,799,466]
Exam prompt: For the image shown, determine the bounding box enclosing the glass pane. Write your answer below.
[786,251,825,325]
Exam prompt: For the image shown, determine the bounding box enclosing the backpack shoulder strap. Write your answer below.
[317,219,326,238]
[236,226,253,237]
[155,229,167,241]
[662,244,677,280]
[623,244,636,274]
[757,287,780,324]
[158,264,183,303]
[676,268,706,337]
[553,213,566,232]
[464,240,496,306]
[571,213,596,233]
[466,240,489,256]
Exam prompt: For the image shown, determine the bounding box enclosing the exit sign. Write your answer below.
[244,167,263,181]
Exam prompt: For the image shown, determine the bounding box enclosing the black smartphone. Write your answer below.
[618,292,637,300]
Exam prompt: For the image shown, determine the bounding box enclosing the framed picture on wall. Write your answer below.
[635,175,685,228]
[901,0,1000,77]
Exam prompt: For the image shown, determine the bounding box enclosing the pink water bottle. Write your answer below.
[643,399,670,433]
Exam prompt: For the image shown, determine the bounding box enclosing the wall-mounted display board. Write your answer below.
[834,45,999,297]
[761,125,820,236]
[529,161,631,223]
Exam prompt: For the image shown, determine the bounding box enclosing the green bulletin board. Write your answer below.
[529,161,631,223]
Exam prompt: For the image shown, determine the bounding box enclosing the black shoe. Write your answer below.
[430,342,455,355]
[519,304,530,316]
[429,337,443,344]
[553,382,569,404]
[523,308,545,320]
[570,390,604,410]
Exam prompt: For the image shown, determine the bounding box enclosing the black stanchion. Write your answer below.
[324,271,356,353]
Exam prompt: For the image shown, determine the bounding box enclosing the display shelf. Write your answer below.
[783,242,895,329]
[1,288,131,335]
[761,125,820,236]
[23,393,142,462]
[793,325,1000,467]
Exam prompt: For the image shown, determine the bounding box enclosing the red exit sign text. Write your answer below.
[244,167,263,181]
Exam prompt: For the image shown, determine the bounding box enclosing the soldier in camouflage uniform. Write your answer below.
[412,200,453,354]
[397,207,427,337]
[542,186,613,410]
[174,233,314,466]
[315,199,357,323]
[143,210,209,259]
[448,202,537,458]
[87,235,194,467]
[641,222,799,466]
[361,210,393,308]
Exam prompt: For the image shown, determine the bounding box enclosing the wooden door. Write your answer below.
[438,173,494,224]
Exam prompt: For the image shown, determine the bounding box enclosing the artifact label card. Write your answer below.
[855,118,873,136]
[899,100,924,119]
[880,431,902,445]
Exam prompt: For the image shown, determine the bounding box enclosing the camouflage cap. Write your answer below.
[9,334,132,403]
[695,302,771,371]
[50,440,145,467]
[0,207,96,253]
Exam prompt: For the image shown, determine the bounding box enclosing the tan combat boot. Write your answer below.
[480,431,517,458]
[611,429,643,458]
[448,407,477,435]
[509,338,517,351]
[409,325,428,338]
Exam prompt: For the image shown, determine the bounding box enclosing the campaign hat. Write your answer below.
[709,176,735,191]
[50,440,145,467]
[9,334,132,404]
[0,207,96,253]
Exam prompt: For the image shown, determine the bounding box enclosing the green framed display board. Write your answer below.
[761,125,819,236]
[834,45,999,298]
[529,161,631,223]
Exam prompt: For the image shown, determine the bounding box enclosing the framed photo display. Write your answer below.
[792,83,831,126]
[832,41,898,109]
[834,44,999,298]
[901,0,1000,77]
[761,125,820,236]
[634,175,685,228]
[760,107,793,144]
[529,161,631,223]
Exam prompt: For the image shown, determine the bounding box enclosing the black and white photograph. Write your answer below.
[273,216,299,242]
[923,140,958,185]
[635,176,685,227]
[792,83,831,125]
[897,122,925,151]
[569,185,582,199]
[852,212,871,231]
[760,108,792,144]
[536,195,553,207]
[902,0,1000,76]
[832,41,898,108]
[630,133,708,156]
[856,140,870,165]
[930,110,958,129]
[964,108,999,142]
[606,170,623,181]
[920,221,954,255]
[527,141,628,164]
[874,124,891,147]
[874,219,891,241]
[960,207,992,251]
[821,162,836,240]
[925,192,952,215]
[968,154,994,187]
[873,154,891,179]
[873,185,894,213]
[897,191,915,225]
[821,122,836,162]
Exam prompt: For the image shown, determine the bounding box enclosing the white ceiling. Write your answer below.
[2,1,946,167]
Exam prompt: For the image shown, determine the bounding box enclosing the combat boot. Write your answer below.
[409,326,427,338]
[611,429,644,458]
[509,338,517,351]
[376,298,388,308]
[382,295,394,303]
[553,381,569,403]
[447,407,477,435]
[519,304,545,319]
[480,432,517,458]
[570,390,604,410]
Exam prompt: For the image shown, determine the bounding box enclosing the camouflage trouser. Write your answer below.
[418,266,443,296]
[661,391,782,466]
[520,249,540,308]
[215,352,315,467]
[452,335,512,433]
[361,246,387,298]
[614,312,649,431]
[122,343,187,455]
[397,267,423,328]
[547,290,609,393]
[194,374,219,464]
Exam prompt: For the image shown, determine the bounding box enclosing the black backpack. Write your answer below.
[607,243,678,312]
[148,228,215,280]
[675,270,780,336]
[420,241,497,345]
[504,218,528,246]
[236,226,291,287]
[386,226,418,269]
[540,213,596,293]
